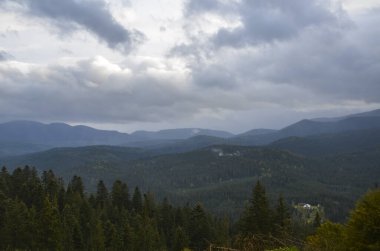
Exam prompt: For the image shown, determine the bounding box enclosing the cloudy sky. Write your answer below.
[0,0,379,133]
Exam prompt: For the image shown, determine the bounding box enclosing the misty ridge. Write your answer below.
[0,108,379,157]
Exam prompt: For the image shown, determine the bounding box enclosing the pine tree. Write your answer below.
[41,170,61,200]
[134,216,163,251]
[274,195,291,235]
[111,180,129,211]
[1,199,33,250]
[132,186,143,213]
[96,180,109,209]
[67,175,84,197]
[159,197,175,248]
[104,220,123,250]
[188,203,212,251]
[92,220,105,251]
[143,192,156,218]
[37,196,63,250]
[62,204,83,251]
[0,166,10,197]
[240,181,272,235]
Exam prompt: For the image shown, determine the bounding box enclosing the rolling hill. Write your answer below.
[270,128,380,157]
[231,115,380,146]
[0,121,234,157]
[2,143,379,221]
[1,109,380,221]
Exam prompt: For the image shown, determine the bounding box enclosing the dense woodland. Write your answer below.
[1,166,379,251]
[5,144,379,223]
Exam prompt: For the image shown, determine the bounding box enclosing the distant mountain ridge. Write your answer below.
[1,108,380,157]
[0,120,130,146]
[231,114,380,146]
[311,109,380,122]
[130,128,234,140]
[270,128,380,157]
[2,108,380,219]
[0,121,234,156]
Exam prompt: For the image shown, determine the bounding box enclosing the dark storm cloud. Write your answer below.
[186,0,340,47]
[219,0,339,46]
[177,0,380,106]
[10,0,143,52]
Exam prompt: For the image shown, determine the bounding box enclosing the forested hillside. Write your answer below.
[3,144,379,222]
[1,166,378,251]
[0,167,301,250]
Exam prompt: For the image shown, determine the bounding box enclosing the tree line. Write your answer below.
[0,165,378,250]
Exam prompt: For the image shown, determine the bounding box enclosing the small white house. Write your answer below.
[303,204,311,209]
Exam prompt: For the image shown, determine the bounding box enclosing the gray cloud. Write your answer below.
[0,57,245,124]
[223,0,340,46]
[185,0,235,16]
[185,0,342,47]
[0,51,12,61]
[8,0,143,52]
[0,0,379,131]
[176,0,380,105]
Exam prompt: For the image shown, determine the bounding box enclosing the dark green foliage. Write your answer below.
[305,221,345,251]
[306,189,380,251]
[96,180,108,209]
[132,186,143,213]
[240,181,272,235]
[172,226,190,251]
[274,195,291,234]
[188,203,213,251]
[1,165,378,251]
[37,196,63,250]
[4,144,379,223]
[2,137,379,227]
[345,188,380,250]
[67,175,84,197]
[1,199,34,250]
[236,183,302,251]
[271,128,380,157]
[0,166,231,251]
[111,180,129,210]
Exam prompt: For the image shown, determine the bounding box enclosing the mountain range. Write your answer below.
[1,109,379,157]
[1,109,380,221]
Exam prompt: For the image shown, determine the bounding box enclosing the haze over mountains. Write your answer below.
[1,109,380,220]
[0,109,380,157]
[0,121,233,156]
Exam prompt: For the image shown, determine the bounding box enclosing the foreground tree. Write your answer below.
[240,181,272,235]
[189,203,212,251]
[345,188,380,250]
[306,188,380,251]
[305,221,345,251]
[274,195,291,235]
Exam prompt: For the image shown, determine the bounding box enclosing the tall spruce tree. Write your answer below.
[96,180,108,209]
[111,180,129,211]
[274,194,291,235]
[132,186,143,213]
[188,203,212,251]
[37,196,63,250]
[240,181,272,235]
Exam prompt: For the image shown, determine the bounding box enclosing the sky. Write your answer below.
[0,0,379,134]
